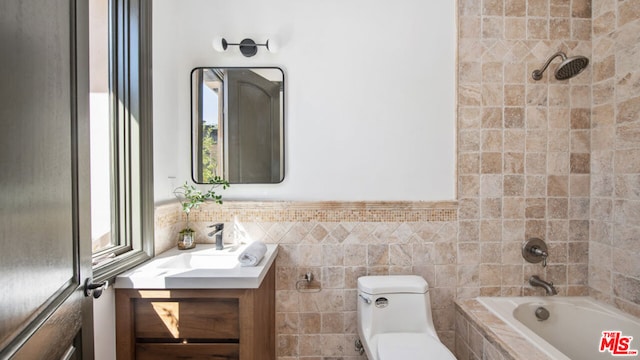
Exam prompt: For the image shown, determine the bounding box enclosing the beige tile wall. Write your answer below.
[269,219,458,359]
[590,0,640,317]
[155,202,459,359]
[457,0,592,300]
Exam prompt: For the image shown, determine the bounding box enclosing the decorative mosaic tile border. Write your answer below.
[156,201,458,224]
[154,202,181,228]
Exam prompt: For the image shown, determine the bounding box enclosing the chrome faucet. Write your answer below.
[207,223,224,250]
[529,275,558,296]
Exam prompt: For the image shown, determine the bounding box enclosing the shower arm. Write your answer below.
[532,51,567,80]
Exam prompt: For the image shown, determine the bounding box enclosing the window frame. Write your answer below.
[92,0,154,282]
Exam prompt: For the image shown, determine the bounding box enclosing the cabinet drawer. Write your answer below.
[135,343,239,360]
[134,298,239,340]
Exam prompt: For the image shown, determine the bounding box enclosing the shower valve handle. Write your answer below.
[530,246,548,267]
[522,238,549,268]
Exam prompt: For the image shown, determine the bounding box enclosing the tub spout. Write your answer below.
[529,275,558,296]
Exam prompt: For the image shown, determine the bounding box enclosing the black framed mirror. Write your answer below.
[191,67,284,184]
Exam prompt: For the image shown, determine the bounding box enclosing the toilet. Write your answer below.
[356,275,456,360]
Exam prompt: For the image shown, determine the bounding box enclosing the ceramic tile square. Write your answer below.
[503,152,525,174]
[550,18,571,39]
[483,17,505,39]
[505,18,527,39]
[503,130,526,152]
[482,107,503,128]
[504,107,525,128]
[481,153,503,173]
[572,0,592,18]
[528,0,549,17]
[527,18,548,39]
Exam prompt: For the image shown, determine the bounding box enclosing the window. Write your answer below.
[89,0,153,282]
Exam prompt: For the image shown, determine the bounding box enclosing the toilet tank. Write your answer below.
[357,276,437,338]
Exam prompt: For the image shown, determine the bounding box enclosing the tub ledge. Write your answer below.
[455,298,553,360]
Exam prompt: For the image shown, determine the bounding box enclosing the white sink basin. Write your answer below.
[114,244,279,289]
[158,253,239,269]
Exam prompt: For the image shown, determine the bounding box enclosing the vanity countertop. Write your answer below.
[114,243,278,289]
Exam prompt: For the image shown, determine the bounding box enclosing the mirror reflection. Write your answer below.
[191,67,284,184]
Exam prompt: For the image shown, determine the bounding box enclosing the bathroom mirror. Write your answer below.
[191,67,284,184]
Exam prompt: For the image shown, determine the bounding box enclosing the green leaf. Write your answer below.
[173,179,230,215]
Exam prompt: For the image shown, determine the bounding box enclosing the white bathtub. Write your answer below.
[477,297,640,360]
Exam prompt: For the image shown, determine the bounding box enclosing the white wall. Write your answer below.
[153,0,457,202]
[94,3,457,358]
[93,287,116,360]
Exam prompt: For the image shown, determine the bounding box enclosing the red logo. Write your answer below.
[600,331,638,356]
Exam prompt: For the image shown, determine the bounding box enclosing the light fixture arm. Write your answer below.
[213,37,277,57]
[532,51,567,80]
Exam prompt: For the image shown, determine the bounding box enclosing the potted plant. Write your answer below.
[173,177,229,250]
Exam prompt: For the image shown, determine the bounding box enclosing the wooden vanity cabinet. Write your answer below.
[115,265,275,360]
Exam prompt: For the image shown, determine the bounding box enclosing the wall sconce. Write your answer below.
[212,36,278,57]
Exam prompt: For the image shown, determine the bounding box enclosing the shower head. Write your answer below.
[555,55,589,80]
[532,51,589,81]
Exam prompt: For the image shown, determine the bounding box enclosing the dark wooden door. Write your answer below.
[0,0,93,359]
[227,69,282,183]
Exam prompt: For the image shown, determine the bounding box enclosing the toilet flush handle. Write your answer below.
[359,293,372,304]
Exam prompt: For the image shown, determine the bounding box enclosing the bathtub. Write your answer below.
[477,297,640,360]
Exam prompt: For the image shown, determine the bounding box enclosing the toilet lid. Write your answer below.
[377,333,456,360]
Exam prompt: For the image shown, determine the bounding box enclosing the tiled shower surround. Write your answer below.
[152,0,640,358]
[457,0,593,303]
[589,0,640,316]
[454,0,640,358]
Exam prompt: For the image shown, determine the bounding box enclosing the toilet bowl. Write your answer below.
[356,275,456,360]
